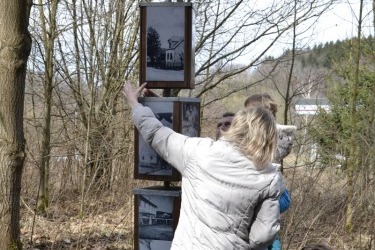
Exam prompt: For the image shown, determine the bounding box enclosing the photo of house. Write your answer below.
[145,6,185,81]
[134,187,181,250]
[138,100,173,176]
[138,194,174,250]
[165,36,184,69]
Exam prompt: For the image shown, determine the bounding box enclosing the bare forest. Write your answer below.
[1,0,375,249]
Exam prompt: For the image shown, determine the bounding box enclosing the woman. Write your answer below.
[124,82,282,250]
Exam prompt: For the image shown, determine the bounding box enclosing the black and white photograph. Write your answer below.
[138,100,173,176]
[181,102,200,137]
[146,6,185,81]
[138,194,174,247]
[134,187,181,250]
[139,239,172,250]
[139,2,194,89]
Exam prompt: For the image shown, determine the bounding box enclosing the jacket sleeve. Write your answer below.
[279,189,291,213]
[274,124,297,163]
[249,173,282,249]
[131,103,193,174]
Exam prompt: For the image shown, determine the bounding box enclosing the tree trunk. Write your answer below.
[0,0,32,248]
[346,0,363,232]
[36,0,59,214]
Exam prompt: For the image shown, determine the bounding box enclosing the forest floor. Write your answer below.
[19,166,375,250]
[20,193,134,250]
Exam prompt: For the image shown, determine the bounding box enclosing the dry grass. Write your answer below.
[280,157,375,250]
[20,190,134,249]
[19,156,375,250]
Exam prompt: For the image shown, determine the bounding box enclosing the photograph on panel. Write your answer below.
[138,195,174,250]
[138,100,173,176]
[146,6,185,81]
[181,102,200,137]
[139,239,172,250]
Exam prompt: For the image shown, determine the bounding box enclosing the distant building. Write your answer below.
[139,195,158,225]
[294,98,330,115]
[294,98,331,165]
[139,112,172,166]
[166,36,184,69]
[138,195,173,225]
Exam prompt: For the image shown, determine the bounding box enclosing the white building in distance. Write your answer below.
[294,98,330,115]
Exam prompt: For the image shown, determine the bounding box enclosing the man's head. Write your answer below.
[222,106,277,168]
[244,93,278,118]
[216,112,235,140]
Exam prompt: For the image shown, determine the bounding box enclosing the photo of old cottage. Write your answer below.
[138,194,174,250]
[165,36,184,69]
[137,100,173,176]
[138,112,173,176]
[145,6,185,81]
[134,186,181,250]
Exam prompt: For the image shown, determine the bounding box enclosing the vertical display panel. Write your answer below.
[134,97,200,181]
[134,187,181,250]
[139,2,194,89]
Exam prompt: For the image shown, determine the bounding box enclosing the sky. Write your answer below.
[313,2,363,44]
[292,1,374,48]
[235,1,373,64]
[147,6,185,49]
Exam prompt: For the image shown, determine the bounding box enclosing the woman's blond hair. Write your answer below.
[222,106,277,169]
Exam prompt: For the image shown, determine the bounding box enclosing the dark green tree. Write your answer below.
[147,27,162,65]
[310,37,375,232]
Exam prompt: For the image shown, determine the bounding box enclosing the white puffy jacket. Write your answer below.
[132,104,283,250]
